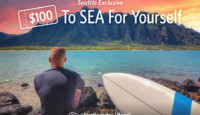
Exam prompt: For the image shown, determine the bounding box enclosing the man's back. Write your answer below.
[34,67,85,115]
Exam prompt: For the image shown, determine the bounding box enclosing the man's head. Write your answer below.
[49,47,66,67]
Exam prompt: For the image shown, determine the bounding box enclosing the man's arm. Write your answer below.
[75,89,81,111]
[74,74,85,110]
[76,74,85,89]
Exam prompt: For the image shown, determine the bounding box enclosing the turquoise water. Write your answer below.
[0,51,200,83]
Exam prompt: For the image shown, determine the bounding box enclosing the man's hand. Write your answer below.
[75,89,81,111]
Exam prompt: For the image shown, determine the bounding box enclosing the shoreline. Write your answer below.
[0,77,200,114]
[0,49,187,51]
[0,79,105,114]
[1,44,200,51]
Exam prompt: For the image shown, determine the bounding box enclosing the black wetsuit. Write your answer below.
[34,67,85,115]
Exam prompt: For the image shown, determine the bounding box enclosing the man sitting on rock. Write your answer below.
[34,47,85,115]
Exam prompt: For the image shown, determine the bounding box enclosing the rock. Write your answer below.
[0,105,32,115]
[0,91,32,115]
[99,91,115,109]
[0,91,19,108]
[152,78,200,104]
[20,82,29,87]
[151,78,181,87]
[182,79,195,86]
[198,89,200,95]
[97,83,104,87]
[78,87,98,110]
[14,105,32,115]
[197,77,200,86]
[182,79,199,92]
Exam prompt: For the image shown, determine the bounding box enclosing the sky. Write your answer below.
[0,0,200,34]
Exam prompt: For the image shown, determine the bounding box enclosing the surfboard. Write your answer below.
[102,73,200,115]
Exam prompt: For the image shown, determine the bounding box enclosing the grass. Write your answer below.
[0,44,200,51]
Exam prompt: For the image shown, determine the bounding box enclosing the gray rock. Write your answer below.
[182,79,199,92]
[14,105,32,115]
[99,91,115,109]
[0,91,32,115]
[0,91,19,108]
[78,87,98,110]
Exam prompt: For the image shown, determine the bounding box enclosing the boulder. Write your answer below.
[0,91,32,115]
[14,105,32,115]
[99,91,115,109]
[0,91,19,108]
[182,79,199,92]
[78,87,98,110]
[151,78,200,104]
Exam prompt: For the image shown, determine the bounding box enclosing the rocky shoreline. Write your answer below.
[151,78,200,103]
[1,77,200,114]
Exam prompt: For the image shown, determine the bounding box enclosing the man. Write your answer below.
[34,47,85,115]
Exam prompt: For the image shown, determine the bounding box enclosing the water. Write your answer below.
[0,51,200,83]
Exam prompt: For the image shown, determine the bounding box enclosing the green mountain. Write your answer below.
[0,32,12,39]
[0,7,200,46]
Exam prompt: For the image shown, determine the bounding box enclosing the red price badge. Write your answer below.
[18,5,58,29]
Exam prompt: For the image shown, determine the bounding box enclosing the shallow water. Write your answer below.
[0,51,200,84]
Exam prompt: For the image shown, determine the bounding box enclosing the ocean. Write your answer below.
[0,51,200,84]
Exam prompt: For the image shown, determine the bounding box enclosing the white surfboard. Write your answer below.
[102,73,200,115]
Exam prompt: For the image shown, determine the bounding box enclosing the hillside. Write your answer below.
[0,7,200,46]
[0,32,11,39]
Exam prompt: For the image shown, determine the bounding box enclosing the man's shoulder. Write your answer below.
[63,68,80,77]
[35,69,53,79]
[35,68,79,78]
[34,68,80,81]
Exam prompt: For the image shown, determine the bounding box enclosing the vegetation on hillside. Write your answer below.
[1,43,200,51]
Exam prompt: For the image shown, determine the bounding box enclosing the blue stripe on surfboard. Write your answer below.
[172,92,192,115]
